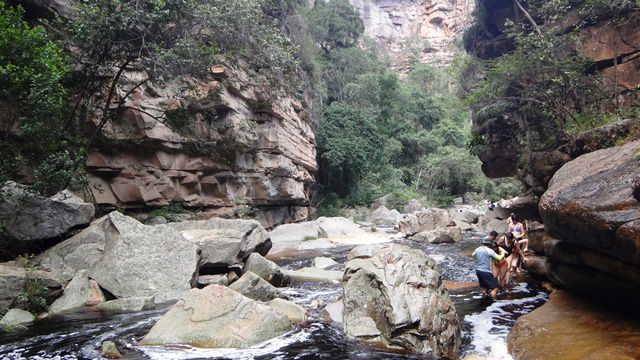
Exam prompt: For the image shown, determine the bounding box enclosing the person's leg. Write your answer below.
[518,238,529,251]
[490,287,498,299]
[499,262,509,287]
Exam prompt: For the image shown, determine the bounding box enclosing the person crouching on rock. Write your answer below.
[509,214,529,252]
[473,236,506,299]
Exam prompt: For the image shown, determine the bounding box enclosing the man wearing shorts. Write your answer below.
[472,237,505,299]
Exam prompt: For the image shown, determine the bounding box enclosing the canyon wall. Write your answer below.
[350,0,474,70]
[86,66,317,228]
[465,0,640,311]
[466,0,640,194]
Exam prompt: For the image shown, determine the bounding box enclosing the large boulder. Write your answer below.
[229,271,286,302]
[243,253,289,287]
[140,285,291,348]
[167,218,270,269]
[366,206,402,227]
[342,244,460,358]
[409,226,463,244]
[0,183,94,258]
[268,221,324,254]
[508,290,640,360]
[540,140,640,265]
[0,264,62,311]
[315,217,368,238]
[398,208,455,237]
[35,216,110,282]
[448,206,484,224]
[75,212,199,303]
[539,140,640,305]
[49,270,105,314]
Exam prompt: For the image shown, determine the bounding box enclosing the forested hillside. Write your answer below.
[0,0,520,222]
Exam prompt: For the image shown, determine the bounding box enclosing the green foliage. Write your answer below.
[0,1,80,194]
[465,0,640,171]
[304,0,364,53]
[148,203,184,219]
[14,256,48,315]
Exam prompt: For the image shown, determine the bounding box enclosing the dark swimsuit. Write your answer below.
[494,241,515,269]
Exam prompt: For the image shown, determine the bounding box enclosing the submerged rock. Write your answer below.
[508,290,640,360]
[49,270,105,314]
[229,271,286,302]
[0,308,34,327]
[100,340,122,359]
[140,285,291,348]
[243,253,289,287]
[342,244,460,358]
[0,183,95,246]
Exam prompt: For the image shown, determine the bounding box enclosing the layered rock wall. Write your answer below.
[350,0,474,70]
[86,66,317,228]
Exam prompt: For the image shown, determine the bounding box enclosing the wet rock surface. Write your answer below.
[342,243,460,358]
[140,285,291,348]
[508,290,640,360]
[539,140,640,306]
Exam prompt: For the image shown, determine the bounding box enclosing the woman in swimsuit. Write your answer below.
[493,232,522,286]
[509,214,529,252]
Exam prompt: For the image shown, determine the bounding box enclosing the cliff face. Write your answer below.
[350,0,474,70]
[86,66,317,228]
[466,0,640,194]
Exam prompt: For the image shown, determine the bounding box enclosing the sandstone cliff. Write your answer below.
[86,66,317,228]
[465,1,640,194]
[350,0,474,70]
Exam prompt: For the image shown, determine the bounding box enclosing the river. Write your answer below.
[0,233,547,360]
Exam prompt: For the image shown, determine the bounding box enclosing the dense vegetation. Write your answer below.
[463,0,640,165]
[0,0,522,210]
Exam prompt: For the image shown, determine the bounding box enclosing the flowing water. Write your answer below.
[0,233,548,360]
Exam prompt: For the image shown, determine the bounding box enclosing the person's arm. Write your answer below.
[489,248,505,262]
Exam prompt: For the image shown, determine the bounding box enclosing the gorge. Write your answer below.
[1,0,640,359]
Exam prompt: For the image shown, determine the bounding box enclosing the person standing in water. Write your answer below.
[494,232,523,284]
[473,236,506,299]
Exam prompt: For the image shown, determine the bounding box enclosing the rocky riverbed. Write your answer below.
[0,227,549,359]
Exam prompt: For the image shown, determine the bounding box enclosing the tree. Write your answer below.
[305,0,364,53]
[45,0,299,194]
[0,1,73,193]
[316,102,383,197]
